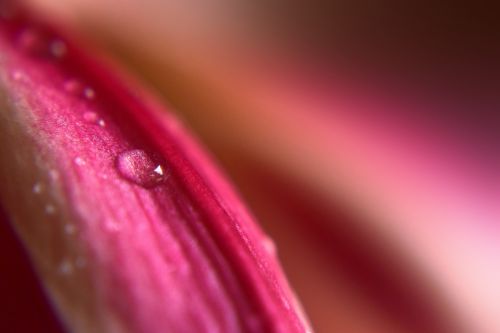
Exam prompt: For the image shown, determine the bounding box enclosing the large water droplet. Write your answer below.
[116,149,167,188]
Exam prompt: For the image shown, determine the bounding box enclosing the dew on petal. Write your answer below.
[74,156,86,166]
[83,87,95,99]
[105,219,121,232]
[45,204,56,215]
[262,236,277,256]
[83,111,98,122]
[32,182,43,194]
[116,149,167,188]
[63,78,83,94]
[63,80,96,100]
[64,224,76,235]
[49,169,60,180]
[11,69,27,81]
[98,119,106,127]
[49,39,66,58]
[58,259,73,275]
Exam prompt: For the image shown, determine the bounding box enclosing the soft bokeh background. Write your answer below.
[20,1,500,332]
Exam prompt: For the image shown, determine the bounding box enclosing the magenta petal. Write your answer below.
[0,6,310,333]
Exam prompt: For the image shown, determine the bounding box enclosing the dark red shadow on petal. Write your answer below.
[0,206,66,333]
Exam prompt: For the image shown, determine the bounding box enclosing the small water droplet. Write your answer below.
[83,111,98,122]
[83,87,95,99]
[49,39,66,58]
[97,119,106,127]
[116,149,167,188]
[63,79,83,94]
[74,156,86,166]
[45,204,56,215]
[11,70,27,81]
[58,259,73,275]
[64,224,76,235]
[49,169,60,180]
[105,219,121,232]
[32,182,43,194]
[64,80,96,100]
[262,236,277,256]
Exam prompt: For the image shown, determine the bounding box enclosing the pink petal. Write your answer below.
[0,5,311,333]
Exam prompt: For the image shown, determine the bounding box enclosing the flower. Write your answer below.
[5,1,500,332]
[0,3,311,333]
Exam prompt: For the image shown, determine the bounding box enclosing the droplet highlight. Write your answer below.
[116,149,167,188]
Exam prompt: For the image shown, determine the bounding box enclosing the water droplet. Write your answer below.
[83,87,95,99]
[11,70,27,81]
[49,169,60,180]
[45,204,56,215]
[97,119,106,127]
[74,156,86,166]
[63,80,95,100]
[63,79,83,94]
[105,219,121,232]
[83,111,98,122]
[64,224,76,235]
[58,259,73,275]
[49,39,66,58]
[262,236,277,256]
[32,182,43,194]
[116,149,167,188]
